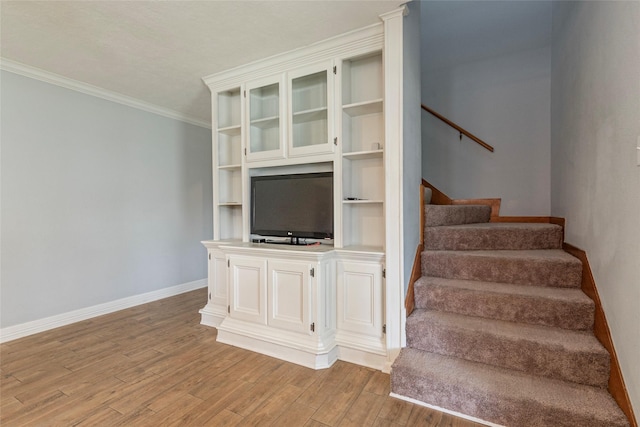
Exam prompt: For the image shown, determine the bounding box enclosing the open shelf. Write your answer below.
[217,88,241,129]
[342,53,383,106]
[218,205,243,240]
[343,99,383,117]
[342,203,385,249]
[342,150,383,161]
[218,124,241,136]
[218,164,241,171]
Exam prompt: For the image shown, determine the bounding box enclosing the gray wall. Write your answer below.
[551,1,640,413]
[421,46,552,215]
[420,2,552,216]
[402,0,422,292]
[1,70,212,328]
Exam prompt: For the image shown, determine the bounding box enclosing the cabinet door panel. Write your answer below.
[336,261,383,338]
[268,260,311,334]
[229,257,267,324]
[211,251,228,307]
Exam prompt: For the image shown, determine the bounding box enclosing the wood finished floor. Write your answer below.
[1,288,484,426]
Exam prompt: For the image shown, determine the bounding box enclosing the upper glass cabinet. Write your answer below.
[246,75,286,161]
[288,61,335,158]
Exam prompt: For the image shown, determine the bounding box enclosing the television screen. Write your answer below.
[251,172,333,240]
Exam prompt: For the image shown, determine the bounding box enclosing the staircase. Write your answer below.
[391,204,629,427]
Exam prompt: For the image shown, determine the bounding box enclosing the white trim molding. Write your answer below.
[389,393,504,427]
[0,58,211,129]
[0,279,207,343]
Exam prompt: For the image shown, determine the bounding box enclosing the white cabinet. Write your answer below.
[201,8,407,373]
[229,256,267,324]
[267,260,312,334]
[199,246,230,327]
[336,258,385,358]
[228,256,313,334]
[214,245,337,370]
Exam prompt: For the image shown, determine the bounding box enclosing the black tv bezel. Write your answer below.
[250,171,334,240]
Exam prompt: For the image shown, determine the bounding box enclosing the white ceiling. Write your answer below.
[1,0,402,127]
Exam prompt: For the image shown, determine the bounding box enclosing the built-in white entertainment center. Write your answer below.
[200,7,407,372]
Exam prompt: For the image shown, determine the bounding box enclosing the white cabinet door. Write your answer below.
[209,249,228,309]
[229,256,267,324]
[245,74,286,162]
[336,260,384,339]
[267,260,312,334]
[287,61,335,158]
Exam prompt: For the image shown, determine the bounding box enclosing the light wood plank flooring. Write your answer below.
[1,288,484,426]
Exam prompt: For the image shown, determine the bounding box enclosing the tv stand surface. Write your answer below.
[265,237,322,246]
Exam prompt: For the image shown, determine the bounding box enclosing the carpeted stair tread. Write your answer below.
[406,309,610,387]
[414,276,594,330]
[391,348,629,427]
[424,204,492,227]
[422,249,583,287]
[425,222,563,250]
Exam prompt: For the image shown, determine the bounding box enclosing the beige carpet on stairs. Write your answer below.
[391,204,629,427]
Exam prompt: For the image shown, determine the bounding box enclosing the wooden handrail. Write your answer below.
[421,104,494,152]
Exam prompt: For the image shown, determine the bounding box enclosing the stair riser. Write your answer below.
[424,205,491,227]
[422,252,582,288]
[415,284,595,330]
[391,364,626,427]
[424,227,563,250]
[406,319,610,387]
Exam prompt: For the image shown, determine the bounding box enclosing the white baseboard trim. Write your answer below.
[0,279,207,343]
[388,393,502,427]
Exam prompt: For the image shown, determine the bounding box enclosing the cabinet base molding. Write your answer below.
[338,346,389,372]
[198,303,226,328]
[217,320,339,370]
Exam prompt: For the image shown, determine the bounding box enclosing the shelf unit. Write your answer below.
[340,52,384,250]
[201,7,408,373]
[214,87,243,241]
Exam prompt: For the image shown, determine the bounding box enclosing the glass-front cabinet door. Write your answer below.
[245,75,286,162]
[288,61,335,157]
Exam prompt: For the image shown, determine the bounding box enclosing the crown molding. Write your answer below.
[0,58,211,129]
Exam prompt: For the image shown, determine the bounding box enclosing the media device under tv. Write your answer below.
[251,172,333,245]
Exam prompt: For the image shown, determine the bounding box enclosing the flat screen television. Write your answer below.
[251,172,333,244]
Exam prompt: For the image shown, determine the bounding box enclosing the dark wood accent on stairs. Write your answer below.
[563,243,638,427]
[405,243,422,316]
[405,181,426,315]
[421,105,495,152]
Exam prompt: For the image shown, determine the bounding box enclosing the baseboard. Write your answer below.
[0,279,207,343]
[389,393,502,427]
[563,243,638,427]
